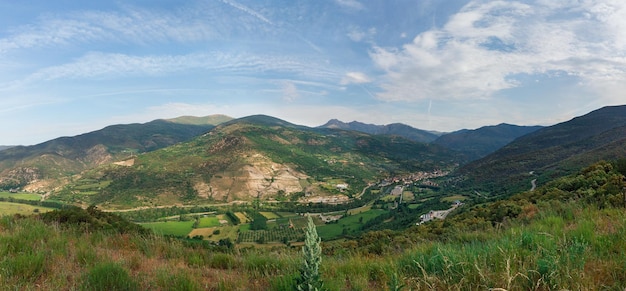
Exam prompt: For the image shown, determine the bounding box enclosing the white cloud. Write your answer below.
[281,81,300,102]
[370,0,626,102]
[340,72,371,85]
[347,27,376,42]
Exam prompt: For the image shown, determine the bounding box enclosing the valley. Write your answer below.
[1,105,626,289]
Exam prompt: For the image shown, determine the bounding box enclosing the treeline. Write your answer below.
[225,211,240,225]
[118,205,218,222]
[0,197,70,210]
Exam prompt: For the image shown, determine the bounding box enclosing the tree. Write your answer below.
[297,215,323,291]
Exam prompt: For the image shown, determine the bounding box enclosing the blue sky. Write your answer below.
[1,0,625,145]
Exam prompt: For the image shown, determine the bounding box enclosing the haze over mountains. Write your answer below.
[0,146,13,151]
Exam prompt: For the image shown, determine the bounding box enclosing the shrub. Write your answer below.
[80,262,139,291]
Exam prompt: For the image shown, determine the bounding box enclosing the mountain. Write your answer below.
[433,123,543,160]
[166,114,232,125]
[53,115,466,208]
[0,116,230,190]
[457,105,626,195]
[0,146,13,151]
[319,119,440,143]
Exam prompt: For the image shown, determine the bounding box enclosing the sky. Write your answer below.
[1,0,625,145]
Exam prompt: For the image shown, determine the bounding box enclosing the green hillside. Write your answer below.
[51,116,465,208]
[457,105,626,195]
[0,117,227,190]
[433,123,543,160]
[319,119,440,143]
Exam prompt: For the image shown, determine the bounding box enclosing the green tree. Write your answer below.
[297,215,323,291]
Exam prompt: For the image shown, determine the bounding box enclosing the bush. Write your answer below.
[80,262,139,291]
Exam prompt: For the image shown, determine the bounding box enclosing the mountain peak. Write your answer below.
[318,119,438,143]
[165,114,232,125]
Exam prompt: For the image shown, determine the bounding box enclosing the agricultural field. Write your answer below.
[347,204,372,215]
[380,195,399,202]
[402,191,415,202]
[317,209,387,239]
[197,216,221,228]
[259,211,280,220]
[275,212,298,218]
[140,220,195,237]
[238,227,304,243]
[407,203,421,209]
[0,202,53,216]
[441,195,468,202]
[0,192,42,201]
[192,225,242,242]
[234,212,250,223]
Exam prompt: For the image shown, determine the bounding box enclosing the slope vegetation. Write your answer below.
[0,117,227,191]
[433,123,543,160]
[54,115,465,208]
[319,119,439,143]
[457,105,626,195]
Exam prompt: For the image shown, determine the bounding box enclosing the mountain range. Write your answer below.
[458,105,626,195]
[1,105,625,208]
[432,124,543,161]
[0,116,230,190]
[52,115,466,208]
[318,119,441,143]
[318,119,542,160]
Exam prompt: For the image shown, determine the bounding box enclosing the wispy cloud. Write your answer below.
[14,51,340,85]
[0,6,218,54]
[340,72,371,85]
[281,81,300,102]
[370,0,626,102]
[334,0,365,11]
[220,0,273,25]
[0,1,285,55]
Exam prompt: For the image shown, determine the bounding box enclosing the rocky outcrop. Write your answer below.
[203,153,308,201]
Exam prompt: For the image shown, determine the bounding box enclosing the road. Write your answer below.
[530,179,537,191]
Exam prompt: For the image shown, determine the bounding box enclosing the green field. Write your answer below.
[275,212,298,218]
[0,192,42,201]
[197,216,221,228]
[347,204,372,215]
[0,202,53,216]
[317,209,387,239]
[259,211,280,220]
[140,220,195,236]
[441,195,468,202]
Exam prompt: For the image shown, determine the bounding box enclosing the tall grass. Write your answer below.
[1,198,625,290]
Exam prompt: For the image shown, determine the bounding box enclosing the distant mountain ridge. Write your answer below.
[433,123,543,160]
[458,105,626,194]
[51,115,466,208]
[0,116,229,190]
[166,114,232,125]
[0,146,13,151]
[319,119,440,143]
